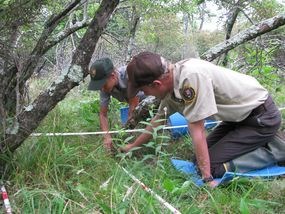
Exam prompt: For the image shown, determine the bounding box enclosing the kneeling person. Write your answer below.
[122,51,284,187]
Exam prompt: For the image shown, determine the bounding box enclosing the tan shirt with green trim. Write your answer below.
[158,58,268,123]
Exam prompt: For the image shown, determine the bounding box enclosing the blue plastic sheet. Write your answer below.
[171,158,285,187]
[168,112,218,138]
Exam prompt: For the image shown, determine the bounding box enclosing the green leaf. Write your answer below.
[162,178,175,192]
[124,136,134,143]
[240,198,250,214]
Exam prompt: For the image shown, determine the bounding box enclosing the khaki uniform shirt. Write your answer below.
[158,58,268,123]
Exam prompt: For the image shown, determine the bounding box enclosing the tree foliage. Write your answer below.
[0,0,119,158]
[0,0,285,162]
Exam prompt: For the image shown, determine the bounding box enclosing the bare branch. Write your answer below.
[222,6,240,65]
[103,31,124,43]
[240,9,254,25]
[45,0,82,28]
[19,0,82,82]
[201,14,285,61]
[43,20,90,53]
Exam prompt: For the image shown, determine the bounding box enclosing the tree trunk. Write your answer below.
[0,0,119,154]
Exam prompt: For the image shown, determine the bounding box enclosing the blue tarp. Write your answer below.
[171,158,285,187]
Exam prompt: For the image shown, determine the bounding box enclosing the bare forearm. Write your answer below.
[130,125,153,148]
[128,96,139,118]
[100,114,109,131]
[99,111,111,139]
[194,137,211,178]
[190,121,212,179]
[129,114,163,148]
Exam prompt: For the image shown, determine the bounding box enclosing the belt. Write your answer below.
[249,96,272,117]
[250,104,266,117]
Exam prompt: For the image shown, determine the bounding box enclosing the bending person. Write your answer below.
[88,58,145,152]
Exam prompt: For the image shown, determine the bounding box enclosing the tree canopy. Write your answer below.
[0,0,284,157]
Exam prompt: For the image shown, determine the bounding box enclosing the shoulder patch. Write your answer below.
[180,86,196,103]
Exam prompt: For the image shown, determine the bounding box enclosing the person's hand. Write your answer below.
[103,138,114,153]
[207,180,219,188]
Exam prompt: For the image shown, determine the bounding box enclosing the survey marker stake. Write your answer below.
[1,185,12,214]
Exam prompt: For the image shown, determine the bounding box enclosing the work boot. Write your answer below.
[268,131,285,164]
[224,130,285,173]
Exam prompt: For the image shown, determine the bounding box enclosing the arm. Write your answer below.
[120,113,164,152]
[189,120,218,187]
[99,105,113,150]
[127,96,140,119]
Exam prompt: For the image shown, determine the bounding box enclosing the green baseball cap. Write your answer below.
[88,57,114,91]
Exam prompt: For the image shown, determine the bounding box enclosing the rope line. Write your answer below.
[30,121,221,136]
[30,107,285,137]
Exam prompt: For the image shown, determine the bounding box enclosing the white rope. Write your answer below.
[118,164,181,214]
[30,121,221,136]
[30,107,285,137]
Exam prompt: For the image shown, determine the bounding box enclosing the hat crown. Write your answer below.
[90,57,114,80]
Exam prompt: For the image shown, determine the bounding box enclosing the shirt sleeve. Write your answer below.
[100,91,111,107]
[181,72,217,122]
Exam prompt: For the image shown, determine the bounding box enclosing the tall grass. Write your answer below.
[2,78,285,213]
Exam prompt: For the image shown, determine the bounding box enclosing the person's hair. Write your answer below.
[127,52,168,87]
[127,51,169,98]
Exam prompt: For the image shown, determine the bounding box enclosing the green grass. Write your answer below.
[2,80,285,214]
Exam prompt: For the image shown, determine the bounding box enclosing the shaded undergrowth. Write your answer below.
[2,82,285,214]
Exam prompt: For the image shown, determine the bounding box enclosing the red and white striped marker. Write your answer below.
[1,185,12,214]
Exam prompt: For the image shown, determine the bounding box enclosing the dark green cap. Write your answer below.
[88,57,114,91]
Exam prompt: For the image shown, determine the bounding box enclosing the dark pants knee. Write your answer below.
[211,163,226,177]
